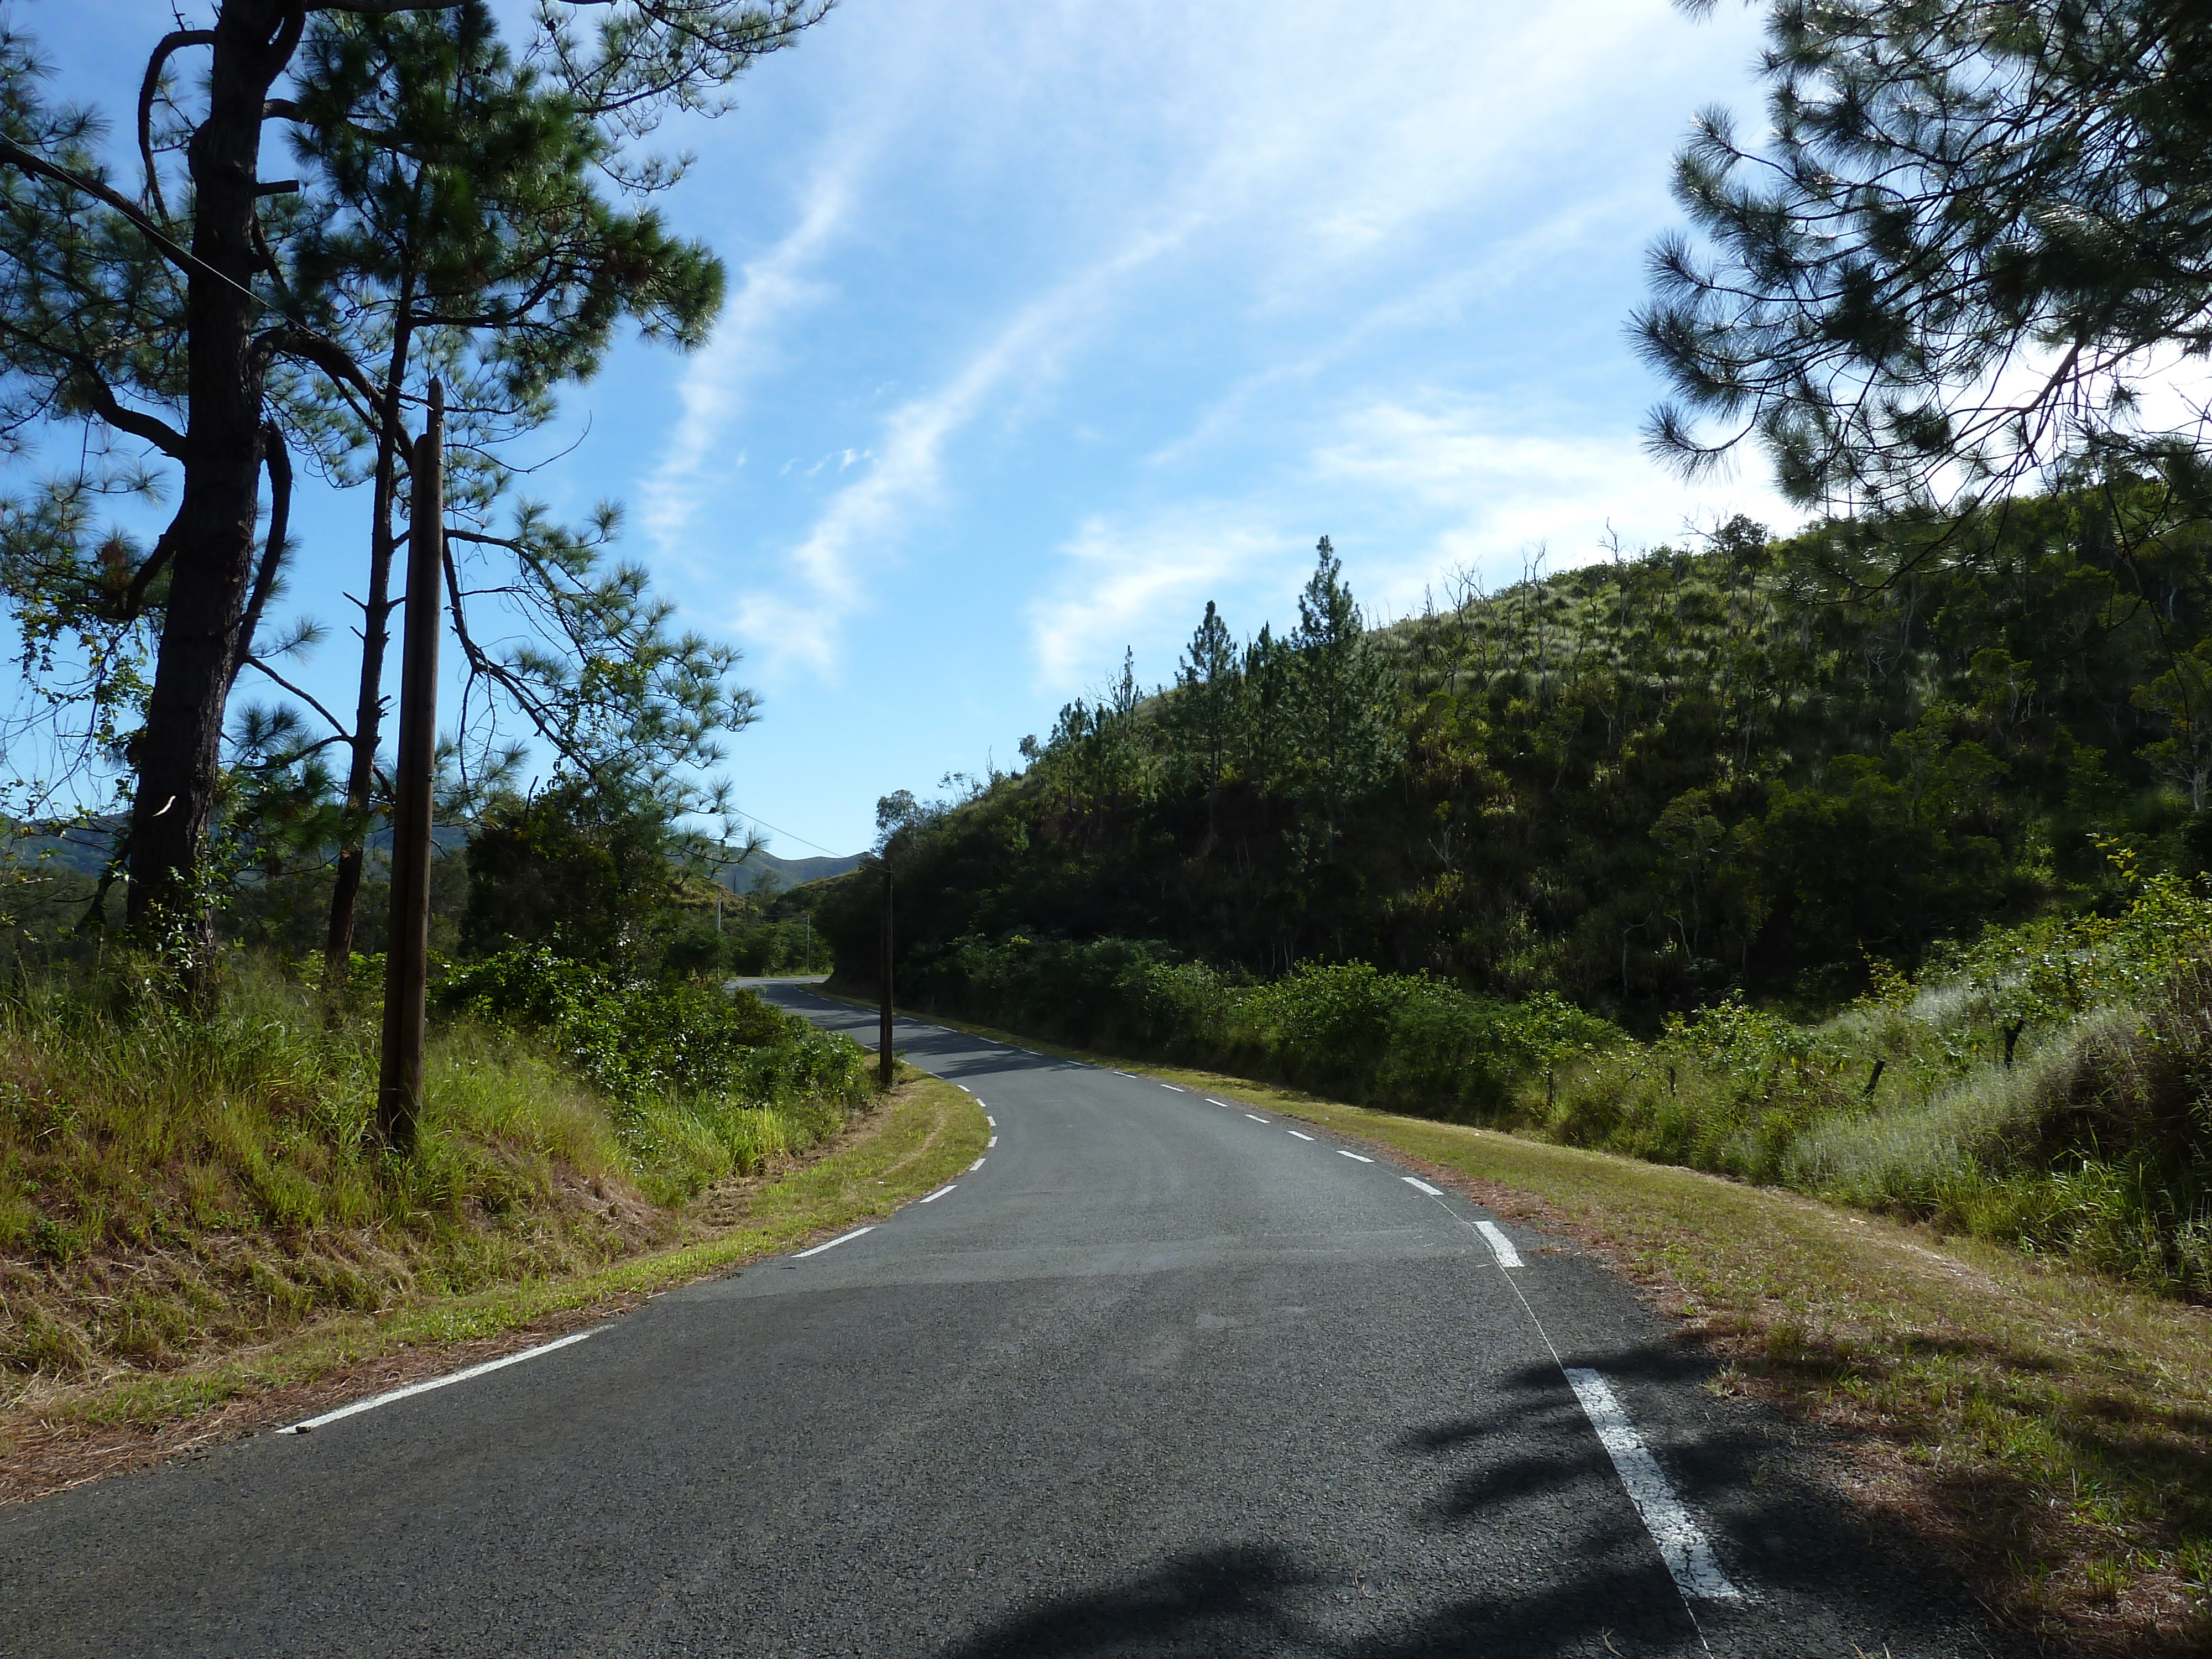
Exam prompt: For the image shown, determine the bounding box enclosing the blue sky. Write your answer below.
[33,0,1791,857]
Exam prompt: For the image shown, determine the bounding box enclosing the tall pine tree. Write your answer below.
[1288,536,1397,858]
[1171,599,1240,854]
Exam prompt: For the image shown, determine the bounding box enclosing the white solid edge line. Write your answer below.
[1286,1130,1316,1141]
[1402,1176,1444,1196]
[1335,1150,1374,1163]
[1244,1113,1269,1122]
[1475,1218,1524,1267]
[794,1225,876,1259]
[1564,1368,1742,1601]
[919,1183,957,1203]
[968,1156,985,1171]
[282,1328,601,1434]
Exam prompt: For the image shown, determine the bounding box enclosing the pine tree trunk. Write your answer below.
[123,1,300,982]
[323,309,416,994]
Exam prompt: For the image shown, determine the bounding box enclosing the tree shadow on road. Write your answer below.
[934,1538,1703,1659]
[941,1342,2039,1659]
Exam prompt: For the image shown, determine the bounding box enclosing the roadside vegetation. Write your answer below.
[1541,848,2212,1301]
[0,946,870,1385]
[838,839,2212,1302]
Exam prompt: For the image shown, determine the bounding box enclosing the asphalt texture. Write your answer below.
[0,983,2023,1658]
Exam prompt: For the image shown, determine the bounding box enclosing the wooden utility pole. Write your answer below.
[378,380,444,1153]
[878,863,895,1090]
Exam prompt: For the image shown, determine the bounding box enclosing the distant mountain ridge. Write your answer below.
[7,816,860,897]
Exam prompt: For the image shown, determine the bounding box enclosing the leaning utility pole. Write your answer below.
[378,380,444,1153]
[878,863,895,1090]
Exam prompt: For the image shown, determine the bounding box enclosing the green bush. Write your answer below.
[901,936,1622,1119]
[438,945,870,1201]
[1538,852,2212,1297]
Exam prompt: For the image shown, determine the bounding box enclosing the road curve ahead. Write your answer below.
[2,982,2013,1657]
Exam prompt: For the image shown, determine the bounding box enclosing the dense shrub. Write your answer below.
[898,936,1619,1119]
[439,945,872,1201]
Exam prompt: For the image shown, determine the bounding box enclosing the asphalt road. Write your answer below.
[0,983,2018,1657]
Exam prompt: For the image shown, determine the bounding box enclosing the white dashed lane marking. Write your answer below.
[1286,1130,1316,1141]
[919,1185,957,1203]
[794,1226,875,1259]
[1475,1219,1522,1267]
[280,1329,600,1434]
[1335,1150,1374,1164]
[1244,1114,1269,1123]
[1402,1176,1443,1196]
[1566,1368,1741,1602]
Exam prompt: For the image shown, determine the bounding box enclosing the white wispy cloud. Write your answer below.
[737,217,1196,676]
[1312,397,1802,609]
[1025,505,1288,694]
[640,159,859,562]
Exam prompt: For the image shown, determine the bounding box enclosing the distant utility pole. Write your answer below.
[878,864,895,1089]
[377,380,444,1154]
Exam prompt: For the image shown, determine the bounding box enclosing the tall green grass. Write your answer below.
[1540,855,2212,1296]
[0,948,872,1378]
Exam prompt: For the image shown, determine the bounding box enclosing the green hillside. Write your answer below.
[825,491,2211,1015]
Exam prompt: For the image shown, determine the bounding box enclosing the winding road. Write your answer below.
[1,982,2015,1657]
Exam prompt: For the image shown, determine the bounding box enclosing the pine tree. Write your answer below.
[1637,0,2212,516]
[1288,536,1397,857]
[1172,599,1240,854]
[0,0,825,984]
[281,2,737,987]
[1242,622,1291,816]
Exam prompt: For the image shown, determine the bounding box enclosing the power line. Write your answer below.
[729,808,848,860]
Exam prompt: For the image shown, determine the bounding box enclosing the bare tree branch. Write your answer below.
[137,29,216,225]
[241,655,356,744]
[233,422,294,688]
[71,366,186,458]
[121,518,181,623]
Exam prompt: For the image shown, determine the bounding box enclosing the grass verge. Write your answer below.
[877,1000,2212,1659]
[0,1066,984,1506]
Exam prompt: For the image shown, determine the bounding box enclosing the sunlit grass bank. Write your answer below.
[1540,865,2212,1300]
[0,951,870,1382]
